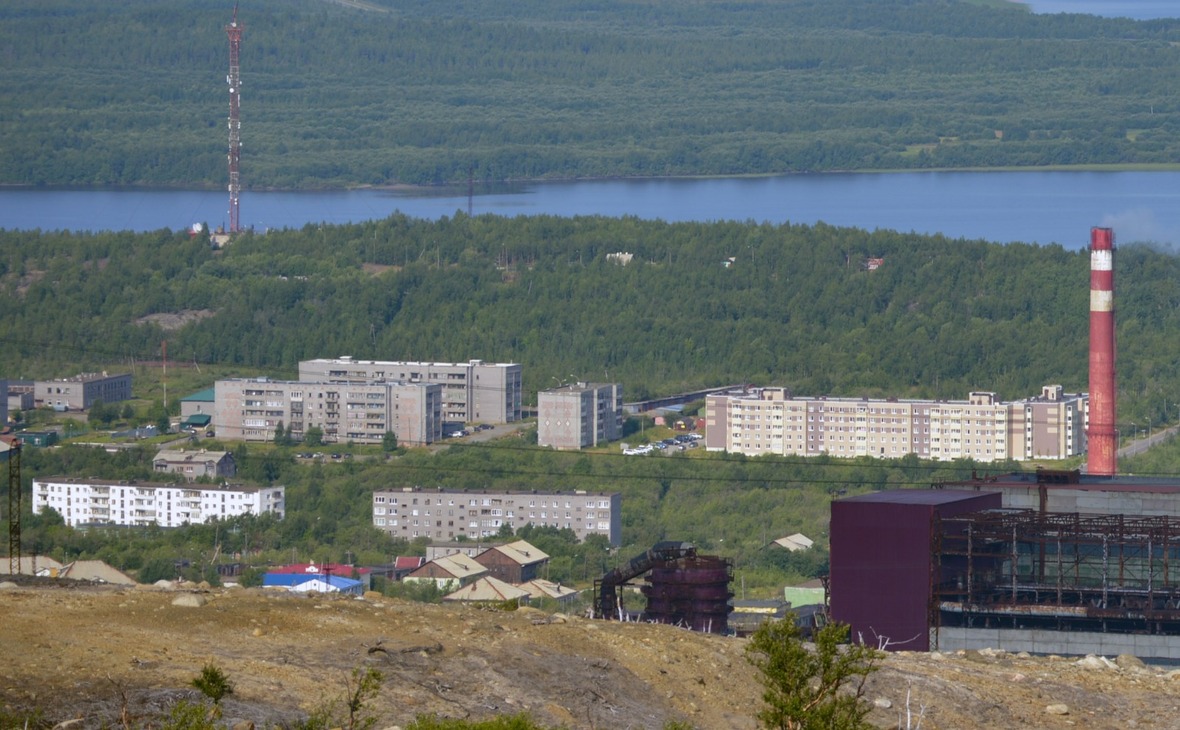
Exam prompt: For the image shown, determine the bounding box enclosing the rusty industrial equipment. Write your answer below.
[595,541,733,635]
[933,508,1180,638]
[7,439,21,575]
[1087,226,1117,476]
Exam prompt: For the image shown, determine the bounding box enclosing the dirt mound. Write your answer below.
[1,582,1177,729]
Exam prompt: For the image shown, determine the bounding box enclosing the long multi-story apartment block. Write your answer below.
[34,372,132,411]
[372,487,622,546]
[298,357,522,424]
[33,477,285,528]
[215,378,442,446]
[537,382,623,450]
[706,385,1087,462]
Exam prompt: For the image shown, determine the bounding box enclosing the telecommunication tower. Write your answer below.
[226,5,243,233]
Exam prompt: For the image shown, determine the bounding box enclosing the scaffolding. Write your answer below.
[933,509,1180,637]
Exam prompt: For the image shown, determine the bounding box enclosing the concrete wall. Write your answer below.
[938,626,1180,660]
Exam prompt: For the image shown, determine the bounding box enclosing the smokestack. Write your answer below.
[1087,227,1116,476]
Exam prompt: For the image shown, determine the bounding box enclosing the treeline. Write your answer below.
[3,0,1180,187]
[3,215,1180,428]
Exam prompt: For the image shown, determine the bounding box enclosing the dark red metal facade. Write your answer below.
[643,554,733,634]
[830,489,1001,651]
[1087,226,1116,476]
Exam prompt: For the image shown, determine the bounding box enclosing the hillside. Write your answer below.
[2,580,1178,729]
[4,0,1180,187]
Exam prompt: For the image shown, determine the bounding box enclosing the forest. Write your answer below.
[4,215,1180,593]
[3,0,1180,187]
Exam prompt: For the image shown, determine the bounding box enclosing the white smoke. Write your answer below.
[1100,208,1179,252]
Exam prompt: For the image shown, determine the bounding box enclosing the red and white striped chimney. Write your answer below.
[1087,227,1116,476]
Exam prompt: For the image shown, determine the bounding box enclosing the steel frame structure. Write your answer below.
[226,6,243,233]
[933,508,1180,638]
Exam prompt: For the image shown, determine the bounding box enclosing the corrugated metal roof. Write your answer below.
[485,539,549,566]
[837,488,988,506]
[518,579,578,601]
[442,576,530,602]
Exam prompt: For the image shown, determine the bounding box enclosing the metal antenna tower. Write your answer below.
[226,4,243,233]
[7,440,22,575]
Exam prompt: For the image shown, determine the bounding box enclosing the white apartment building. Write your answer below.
[705,385,1087,462]
[299,357,522,424]
[33,477,285,528]
[214,378,442,446]
[537,382,623,450]
[372,487,622,546]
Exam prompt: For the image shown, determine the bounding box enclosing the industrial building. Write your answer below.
[298,357,522,425]
[537,382,624,450]
[705,384,1087,462]
[214,377,442,446]
[33,372,132,411]
[32,477,285,528]
[372,487,621,546]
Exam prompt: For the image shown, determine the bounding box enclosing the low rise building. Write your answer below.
[34,372,131,411]
[705,385,1087,462]
[153,448,236,481]
[473,540,549,583]
[373,487,622,546]
[32,476,285,528]
[442,575,530,604]
[403,553,488,591]
[537,382,623,450]
[299,357,522,424]
[214,377,442,446]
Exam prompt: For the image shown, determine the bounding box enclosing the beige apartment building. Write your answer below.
[214,378,442,446]
[298,357,522,424]
[372,487,622,546]
[537,382,623,450]
[705,385,1086,462]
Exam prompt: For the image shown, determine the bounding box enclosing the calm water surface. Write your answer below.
[1021,0,1179,19]
[4,171,1180,251]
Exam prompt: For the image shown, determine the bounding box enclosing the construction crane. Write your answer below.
[7,439,22,575]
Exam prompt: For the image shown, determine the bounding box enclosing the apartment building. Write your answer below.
[372,487,622,546]
[705,385,1087,463]
[33,477,285,528]
[299,357,522,425]
[34,372,131,411]
[537,382,623,450]
[214,378,442,446]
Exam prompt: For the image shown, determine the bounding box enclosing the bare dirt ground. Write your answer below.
[3,580,1180,729]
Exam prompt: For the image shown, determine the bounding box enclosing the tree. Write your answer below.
[306,426,324,447]
[382,431,398,452]
[745,618,881,730]
[274,421,288,446]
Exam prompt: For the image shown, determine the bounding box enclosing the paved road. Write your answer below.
[1117,424,1178,459]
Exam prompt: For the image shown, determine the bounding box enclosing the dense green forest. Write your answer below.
[3,0,1180,187]
[4,216,1180,593]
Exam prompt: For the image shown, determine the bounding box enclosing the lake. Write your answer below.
[1021,0,1179,19]
[4,171,1180,251]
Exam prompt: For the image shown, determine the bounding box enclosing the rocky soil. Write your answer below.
[3,580,1180,729]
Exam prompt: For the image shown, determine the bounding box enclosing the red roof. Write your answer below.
[395,556,425,570]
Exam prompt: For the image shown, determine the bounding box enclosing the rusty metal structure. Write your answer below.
[225,5,243,233]
[1087,226,1117,476]
[933,508,1180,637]
[7,439,21,575]
[595,541,733,635]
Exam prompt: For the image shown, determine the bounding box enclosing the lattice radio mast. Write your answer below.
[226,5,243,233]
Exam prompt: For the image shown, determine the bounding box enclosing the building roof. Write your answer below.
[394,556,425,570]
[182,388,215,403]
[942,470,1180,494]
[480,540,549,567]
[408,553,488,581]
[179,414,212,428]
[33,476,276,494]
[518,579,578,601]
[59,560,134,585]
[837,488,994,506]
[269,562,370,576]
[773,533,814,552]
[442,575,531,603]
[153,448,229,463]
[290,575,364,593]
